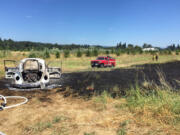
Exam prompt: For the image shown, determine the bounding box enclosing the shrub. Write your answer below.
[105,50,110,55]
[43,48,50,59]
[116,51,120,56]
[64,50,70,58]
[28,51,37,58]
[85,50,91,57]
[111,49,115,54]
[77,50,82,57]
[92,49,99,56]
[168,50,172,55]
[0,50,11,58]
[131,50,136,55]
[176,50,179,55]
[138,50,143,54]
[55,51,60,58]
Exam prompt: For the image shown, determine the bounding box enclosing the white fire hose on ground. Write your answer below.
[0,95,28,135]
[0,95,28,111]
[0,132,6,135]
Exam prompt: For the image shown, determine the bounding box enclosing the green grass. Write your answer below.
[25,115,68,134]
[25,121,53,133]
[84,132,96,135]
[1,51,180,76]
[123,84,180,125]
[92,91,111,111]
[93,91,110,104]
[52,115,67,124]
[116,120,130,135]
[116,128,127,135]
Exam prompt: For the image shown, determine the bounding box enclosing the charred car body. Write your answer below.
[4,58,61,90]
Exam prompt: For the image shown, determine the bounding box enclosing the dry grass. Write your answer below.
[0,87,180,135]
[0,51,180,134]
[1,51,180,78]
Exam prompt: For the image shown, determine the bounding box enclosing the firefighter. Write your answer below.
[155,54,158,61]
[152,54,155,61]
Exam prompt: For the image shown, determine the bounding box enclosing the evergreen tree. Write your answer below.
[55,51,60,58]
[176,50,179,55]
[105,50,110,55]
[77,49,82,57]
[92,49,98,56]
[43,48,50,58]
[64,50,70,58]
[115,50,120,56]
[85,49,91,57]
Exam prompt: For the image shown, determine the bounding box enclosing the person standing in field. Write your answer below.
[152,53,158,61]
[152,54,155,61]
[155,54,158,61]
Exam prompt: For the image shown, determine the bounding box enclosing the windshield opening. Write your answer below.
[23,60,39,70]
[96,57,104,60]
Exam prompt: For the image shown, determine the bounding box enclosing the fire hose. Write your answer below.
[0,95,28,111]
[0,132,6,135]
[0,95,28,135]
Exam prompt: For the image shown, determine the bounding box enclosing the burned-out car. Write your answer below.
[4,58,61,90]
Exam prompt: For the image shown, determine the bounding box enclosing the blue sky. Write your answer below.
[0,0,180,47]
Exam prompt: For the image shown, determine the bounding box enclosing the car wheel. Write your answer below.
[100,64,104,68]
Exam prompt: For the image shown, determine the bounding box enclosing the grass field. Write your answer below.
[0,51,180,135]
[1,51,180,75]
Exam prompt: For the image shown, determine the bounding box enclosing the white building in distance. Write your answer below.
[142,47,159,51]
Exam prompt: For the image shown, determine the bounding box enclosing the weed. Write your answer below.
[114,103,127,109]
[52,127,69,135]
[94,91,110,104]
[52,115,67,124]
[112,85,120,97]
[116,128,127,135]
[116,120,129,135]
[125,83,180,125]
[92,91,112,111]
[120,120,130,127]
[25,121,52,133]
[52,116,61,123]
[84,131,96,135]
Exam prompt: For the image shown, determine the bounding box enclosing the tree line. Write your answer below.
[0,38,180,52]
[0,38,102,51]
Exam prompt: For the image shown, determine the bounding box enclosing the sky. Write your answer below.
[0,0,180,47]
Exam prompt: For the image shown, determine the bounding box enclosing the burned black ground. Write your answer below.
[1,61,180,98]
